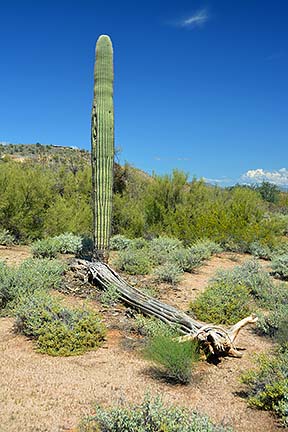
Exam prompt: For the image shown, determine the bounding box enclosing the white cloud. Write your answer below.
[203,177,232,185]
[179,9,209,28]
[241,168,288,186]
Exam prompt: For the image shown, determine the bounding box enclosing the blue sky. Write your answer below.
[0,0,287,185]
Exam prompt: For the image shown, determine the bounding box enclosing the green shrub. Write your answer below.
[249,242,272,260]
[241,348,288,426]
[129,237,149,250]
[169,247,204,272]
[257,305,288,344]
[0,229,15,246]
[110,234,132,250]
[154,262,183,284]
[189,239,222,258]
[190,281,251,325]
[115,249,152,275]
[53,232,83,254]
[32,233,82,258]
[0,258,66,310]
[14,291,106,356]
[78,394,232,432]
[134,315,179,338]
[0,261,14,309]
[149,237,183,265]
[100,284,120,306]
[212,259,273,301]
[144,334,199,384]
[31,238,59,258]
[271,254,288,280]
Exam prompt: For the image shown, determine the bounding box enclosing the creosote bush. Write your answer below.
[78,394,232,432]
[14,291,106,356]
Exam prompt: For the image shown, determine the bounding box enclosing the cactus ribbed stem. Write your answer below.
[91,35,114,262]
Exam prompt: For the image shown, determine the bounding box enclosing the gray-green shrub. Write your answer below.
[31,238,59,258]
[154,262,183,284]
[110,234,132,250]
[0,229,15,246]
[78,394,232,432]
[271,254,288,280]
[115,248,152,275]
[0,258,66,310]
[212,259,273,301]
[32,233,82,258]
[14,291,106,356]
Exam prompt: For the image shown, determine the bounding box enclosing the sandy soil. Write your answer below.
[0,245,31,266]
[0,248,280,432]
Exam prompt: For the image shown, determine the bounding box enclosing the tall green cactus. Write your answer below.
[91,35,114,262]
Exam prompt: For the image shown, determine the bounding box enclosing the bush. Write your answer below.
[149,237,183,265]
[241,347,288,426]
[169,247,204,272]
[190,281,251,325]
[134,315,179,338]
[129,237,149,250]
[14,291,106,356]
[31,238,59,258]
[0,261,14,309]
[257,305,288,344]
[110,234,132,250]
[100,284,120,306]
[53,232,82,254]
[0,229,15,246]
[249,242,272,260]
[78,394,232,432]
[189,239,222,258]
[154,262,183,284]
[144,334,199,384]
[32,233,82,258]
[271,254,288,280]
[115,249,152,275]
[211,259,273,301]
[0,258,66,310]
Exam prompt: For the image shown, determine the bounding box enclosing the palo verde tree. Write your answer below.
[91,35,114,262]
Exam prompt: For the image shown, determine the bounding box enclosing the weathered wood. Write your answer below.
[70,259,258,359]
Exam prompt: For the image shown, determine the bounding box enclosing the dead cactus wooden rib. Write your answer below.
[71,259,258,359]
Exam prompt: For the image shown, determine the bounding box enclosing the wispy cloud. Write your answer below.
[180,9,209,28]
[241,168,288,186]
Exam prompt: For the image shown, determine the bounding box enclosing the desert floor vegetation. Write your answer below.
[0,241,287,431]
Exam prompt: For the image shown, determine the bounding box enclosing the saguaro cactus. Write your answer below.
[91,35,114,262]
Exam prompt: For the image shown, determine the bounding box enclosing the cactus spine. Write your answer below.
[91,35,114,262]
